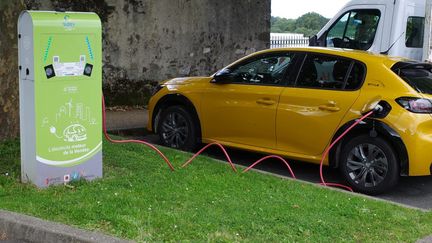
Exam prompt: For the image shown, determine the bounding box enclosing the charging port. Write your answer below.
[370,101,392,119]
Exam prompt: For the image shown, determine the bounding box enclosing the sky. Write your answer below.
[271,0,350,19]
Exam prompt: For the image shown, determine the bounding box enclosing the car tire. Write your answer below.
[339,135,399,195]
[157,106,198,151]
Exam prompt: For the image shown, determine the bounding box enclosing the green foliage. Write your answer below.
[0,139,20,187]
[271,16,296,33]
[271,12,330,37]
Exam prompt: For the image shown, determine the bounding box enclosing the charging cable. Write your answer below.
[102,95,176,171]
[319,110,375,191]
[182,142,238,172]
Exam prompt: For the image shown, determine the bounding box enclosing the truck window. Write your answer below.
[406,17,424,48]
[326,9,380,50]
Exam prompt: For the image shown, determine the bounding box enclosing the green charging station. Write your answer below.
[18,11,102,187]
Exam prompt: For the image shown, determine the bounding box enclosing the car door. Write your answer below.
[276,52,365,156]
[201,52,298,149]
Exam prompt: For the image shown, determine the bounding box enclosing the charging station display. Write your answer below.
[18,11,102,187]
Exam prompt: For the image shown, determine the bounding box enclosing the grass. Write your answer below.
[0,138,432,242]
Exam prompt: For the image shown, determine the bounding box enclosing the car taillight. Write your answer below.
[396,97,432,113]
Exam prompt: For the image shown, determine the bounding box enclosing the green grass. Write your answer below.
[0,138,431,242]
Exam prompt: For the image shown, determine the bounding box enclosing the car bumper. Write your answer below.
[396,113,432,176]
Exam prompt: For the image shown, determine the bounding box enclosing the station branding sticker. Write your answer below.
[44,54,93,79]
[37,96,101,167]
[52,55,86,77]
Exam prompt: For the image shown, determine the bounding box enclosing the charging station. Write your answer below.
[18,11,102,187]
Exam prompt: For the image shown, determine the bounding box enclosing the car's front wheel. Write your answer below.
[157,106,198,151]
[339,135,399,195]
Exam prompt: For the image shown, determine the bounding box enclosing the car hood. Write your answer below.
[163,77,212,85]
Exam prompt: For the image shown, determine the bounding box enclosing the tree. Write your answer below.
[271,12,329,37]
[271,16,295,33]
[295,12,329,32]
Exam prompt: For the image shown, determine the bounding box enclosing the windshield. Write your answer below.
[392,62,432,95]
[326,9,381,50]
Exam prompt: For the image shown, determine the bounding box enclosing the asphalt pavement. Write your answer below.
[106,109,432,211]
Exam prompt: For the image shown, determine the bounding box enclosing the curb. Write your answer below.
[105,109,148,131]
[418,236,432,243]
[0,210,133,243]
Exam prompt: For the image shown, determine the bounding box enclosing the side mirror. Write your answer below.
[309,35,318,46]
[309,31,327,47]
[211,68,233,84]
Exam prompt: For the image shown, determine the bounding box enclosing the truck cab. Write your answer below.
[310,0,430,61]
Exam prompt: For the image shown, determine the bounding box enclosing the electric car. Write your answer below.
[147,47,432,194]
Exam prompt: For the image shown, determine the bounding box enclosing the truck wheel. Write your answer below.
[157,106,198,151]
[339,135,399,195]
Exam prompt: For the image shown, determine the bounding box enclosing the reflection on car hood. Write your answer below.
[163,77,210,85]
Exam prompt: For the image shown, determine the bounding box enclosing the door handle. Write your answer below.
[319,104,340,112]
[256,98,276,106]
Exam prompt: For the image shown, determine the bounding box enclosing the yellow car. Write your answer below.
[148,47,432,194]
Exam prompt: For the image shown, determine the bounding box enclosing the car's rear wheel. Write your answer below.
[157,106,198,151]
[339,135,399,195]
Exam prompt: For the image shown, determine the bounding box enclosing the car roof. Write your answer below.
[247,47,410,69]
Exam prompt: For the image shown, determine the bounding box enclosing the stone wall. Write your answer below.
[0,0,270,141]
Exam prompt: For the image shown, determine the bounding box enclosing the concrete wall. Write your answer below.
[0,0,270,141]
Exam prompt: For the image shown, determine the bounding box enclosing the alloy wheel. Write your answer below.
[346,143,389,188]
[160,111,189,148]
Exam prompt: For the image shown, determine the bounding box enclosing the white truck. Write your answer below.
[310,0,432,62]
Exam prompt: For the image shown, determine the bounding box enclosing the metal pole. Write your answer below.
[423,0,432,62]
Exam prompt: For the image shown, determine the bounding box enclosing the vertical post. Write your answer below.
[423,0,432,62]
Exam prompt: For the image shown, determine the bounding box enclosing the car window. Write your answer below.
[392,62,432,95]
[296,54,353,90]
[345,62,366,90]
[228,53,295,85]
[406,17,424,48]
[326,9,381,50]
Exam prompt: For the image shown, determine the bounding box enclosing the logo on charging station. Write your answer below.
[50,124,87,142]
[71,171,80,181]
[63,15,75,31]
